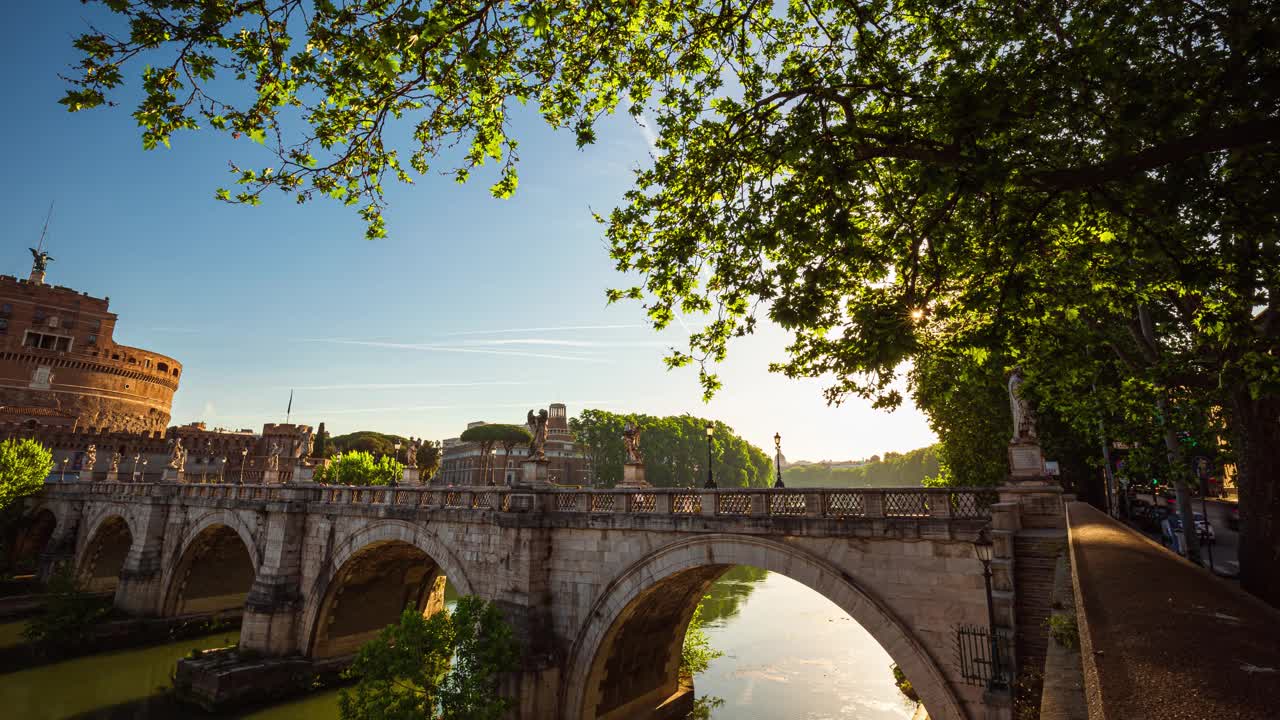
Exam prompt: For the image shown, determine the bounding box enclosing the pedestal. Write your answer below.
[519,459,550,488]
[262,469,280,485]
[1007,441,1045,480]
[618,463,650,488]
[402,467,421,486]
[104,470,120,483]
[293,466,314,483]
[162,467,185,483]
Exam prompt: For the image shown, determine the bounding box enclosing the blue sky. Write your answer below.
[0,3,935,461]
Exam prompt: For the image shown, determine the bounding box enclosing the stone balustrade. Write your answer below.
[47,482,998,521]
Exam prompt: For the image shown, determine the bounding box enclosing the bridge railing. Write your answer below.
[46,482,997,520]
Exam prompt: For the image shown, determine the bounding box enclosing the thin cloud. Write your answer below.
[284,381,527,391]
[636,112,660,153]
[302,338,607,363]
[316,404,455,415]
[463,338,667,348]
[444,324,644,336]
[148,327,201,333]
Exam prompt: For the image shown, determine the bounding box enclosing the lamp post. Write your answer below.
[240,447,248,485]
[141,458,149,482]
[704,423,716,488]
[773,433,785,488]
[60,457,68,482]
[974,527,1005,690]
[131,453,140,483]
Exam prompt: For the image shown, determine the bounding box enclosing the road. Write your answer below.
[1132,493,1239,576]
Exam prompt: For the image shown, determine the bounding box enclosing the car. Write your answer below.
[1226,503,1240,531]
[1163,512,1215,545]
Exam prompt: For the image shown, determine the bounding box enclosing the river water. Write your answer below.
[0,568,916,719]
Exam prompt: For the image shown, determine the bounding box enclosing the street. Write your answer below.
[1132,493,1239,576]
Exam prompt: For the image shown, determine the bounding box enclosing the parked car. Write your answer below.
[1163,512,1215,546]
[1226,503,1240,531]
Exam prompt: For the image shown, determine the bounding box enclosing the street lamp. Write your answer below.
[131,453,140,483]
[141,458,149,482]
[773,433,785,488]
[240,447,248,485]
[974,527,1006,690]
[60,457,69,482]
[704,423,716,488]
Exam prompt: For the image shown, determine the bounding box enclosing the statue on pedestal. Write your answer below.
[83,444,97,472]
[1008,368,1038,443]
[109,451,121,474]
[526,409,549,461]
[405,437,419,468]
[167,439,186,470]
[623,420,644,464]
[267,441,281,471]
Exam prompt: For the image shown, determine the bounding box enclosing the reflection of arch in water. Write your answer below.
[302,521,472,659]
[565,535,967,720]
[77,515,133,593]
[694,564,768,626]
[8,508,57,572]
[162,513,259,616]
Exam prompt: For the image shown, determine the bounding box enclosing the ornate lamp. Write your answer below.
[703,423,716,488]
[974,527,1005,689]
[773,433,785,488]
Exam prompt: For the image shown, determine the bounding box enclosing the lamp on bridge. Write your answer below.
[239,447,248,485]
[974,527,1006,690]
[773,433,785,488]
[704,423,716,489]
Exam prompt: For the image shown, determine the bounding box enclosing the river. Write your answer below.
[0,568,916,719]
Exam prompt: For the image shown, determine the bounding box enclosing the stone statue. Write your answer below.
[405,437,418,468]
[297,431,312,459]
[168,439,186,470]
[29,247,53,273]
[109,451,121,473]
[623,420,644,464]
[84,444,97,472]
[267,441,281,471]
[1008,368,1038,443]
[526,409,549,461]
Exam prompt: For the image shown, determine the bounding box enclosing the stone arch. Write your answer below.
[161,510,261,617]
[301,521,473,659]
[75,510,137,593]
[7,507,57,572]
[563,535,970,720]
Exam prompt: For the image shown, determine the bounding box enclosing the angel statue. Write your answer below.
[29,247,53,273]
[83,444,97,472]
[405,437,419,468]
[526,409,549,461]
[109,451,122,473]
[168,439,186,470]
[623,420,644,465]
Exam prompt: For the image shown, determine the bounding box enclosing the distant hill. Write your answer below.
[782,446,940,488]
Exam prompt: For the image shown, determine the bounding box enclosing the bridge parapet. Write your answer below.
[45,482,999,522]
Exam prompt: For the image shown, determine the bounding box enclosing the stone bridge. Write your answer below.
[29,481,1065,720]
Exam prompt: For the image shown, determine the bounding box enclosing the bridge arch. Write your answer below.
[75,508,138,593]
[302,521,474,659]
[7,507,58,572]
[161,510,260,616]
[563,534,969,720]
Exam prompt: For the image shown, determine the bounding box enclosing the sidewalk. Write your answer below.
[1066,502,1280,720]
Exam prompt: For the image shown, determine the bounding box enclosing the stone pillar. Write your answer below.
[240,485,312,656]
[618,463,649,488]
[115,492,175,615]
[488,518,559,718]
[293,465,314,483]
[262,468,280,485]
[162,467,184,483]
[104,469,120,483]
[402,467,422,486]
[519,459,550,488]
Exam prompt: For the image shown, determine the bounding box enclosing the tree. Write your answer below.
[0,438,54,512]
[63,2,1280,602]
[313,422,329,459]
[339,596,519,720]
[459,424,531,486]
[314,450,403,486]
[416,440,443,481]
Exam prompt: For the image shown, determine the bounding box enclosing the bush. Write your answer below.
[891,663,919,703]
[680,601,723,677]
[1047,613,1079,650]
[314,451,403,486]
[22,569,111,650]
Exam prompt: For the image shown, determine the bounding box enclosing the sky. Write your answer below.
[0,3,936,462]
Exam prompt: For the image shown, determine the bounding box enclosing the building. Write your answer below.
[438,403,592,486]
[0,251,181,434]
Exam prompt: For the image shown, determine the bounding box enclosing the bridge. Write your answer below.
[29,480,1069,720]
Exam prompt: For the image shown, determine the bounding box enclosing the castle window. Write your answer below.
[111,353,120,360]
[33,308,45,322]
[87,334,97,345]
[145,358,152,368]
[0,304,10,315]
[172,368,179,377]
[157,362,168,372]
[0,319,7,335]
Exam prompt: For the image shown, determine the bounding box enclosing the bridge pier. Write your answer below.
[115,499,173,615]
[240,488,311,655]
[36,498,81,583]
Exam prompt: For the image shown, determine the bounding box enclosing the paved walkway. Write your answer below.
[1067,502,1280,720]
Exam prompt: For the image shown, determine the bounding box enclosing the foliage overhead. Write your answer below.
[338,596,518,720]
[0,438,54,512]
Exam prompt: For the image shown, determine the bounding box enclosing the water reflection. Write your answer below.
[0,567,916,720]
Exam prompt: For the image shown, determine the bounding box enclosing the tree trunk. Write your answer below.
[1157,394,1202,563]
[1231,392,1280,606]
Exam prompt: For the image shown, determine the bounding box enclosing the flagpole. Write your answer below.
[286,389,293,424]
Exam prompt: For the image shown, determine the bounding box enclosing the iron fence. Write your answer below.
[954,623,1012,686]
